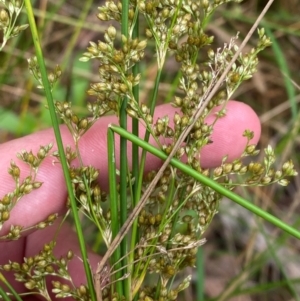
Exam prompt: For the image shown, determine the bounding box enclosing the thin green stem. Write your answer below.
[0,273,22,301]
[75,143,107,244]
[130,7,140,296]
[119,0,130,299]
[133,170,176,289]
[136,0,184,199]
[135,0,182,210]
[131,13,140,215]
[107,128,123,295]
[23,2,96,301]
[110,124,300,240]
[0,288,11,301]
[168,184,183,241]
[136,68,163,201]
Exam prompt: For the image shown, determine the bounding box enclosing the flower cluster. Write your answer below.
[28,56,62,90]
[0,144,55,239]
[55,101,92,141]
[0,241,91,300]
[80,25,146,117]
[0,0,297,300]
[78,1,296,300]
[52,146,111,246]
[0,0,28,50]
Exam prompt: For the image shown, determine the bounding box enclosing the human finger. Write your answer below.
[0,101,260,234]
[200,100,261,168]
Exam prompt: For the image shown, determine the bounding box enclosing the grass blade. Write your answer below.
[23,2,96,300]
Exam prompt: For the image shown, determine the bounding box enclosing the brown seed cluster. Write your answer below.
[0,144,54,238]
[1,241,91,299]
[28,56,62,90]
[55,101,95,141]
[55,145,111,245]
[212,143,298,187]
[80,24,147,119]
[1,0,297,300]
[76,1,297,299]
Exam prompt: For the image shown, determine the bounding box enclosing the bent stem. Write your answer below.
[110,124,300,240]
[24,2,97,301]
[96,0,277,278]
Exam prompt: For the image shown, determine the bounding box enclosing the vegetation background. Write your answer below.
[0,0,300,300]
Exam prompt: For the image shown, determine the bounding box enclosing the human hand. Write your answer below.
[0,101,261,300]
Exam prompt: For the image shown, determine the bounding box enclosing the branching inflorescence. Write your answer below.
[0,0,297,300]
[0,0,28,51]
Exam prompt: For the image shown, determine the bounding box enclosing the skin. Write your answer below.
[0,101,261,300]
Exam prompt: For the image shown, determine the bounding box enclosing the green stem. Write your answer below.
[135,0,182,220]
[23,2,96,301]
[110,124,300,240]
[119,0,130,299]
[133,170,176,291]
[0,288,11,301]
[0,272,22,301]
[75,144,106,245]
[107,128,123,295]
[136,68,163,201]
[130,7,140,295]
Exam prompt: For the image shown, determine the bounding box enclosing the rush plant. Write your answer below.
[0,0,298,301]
